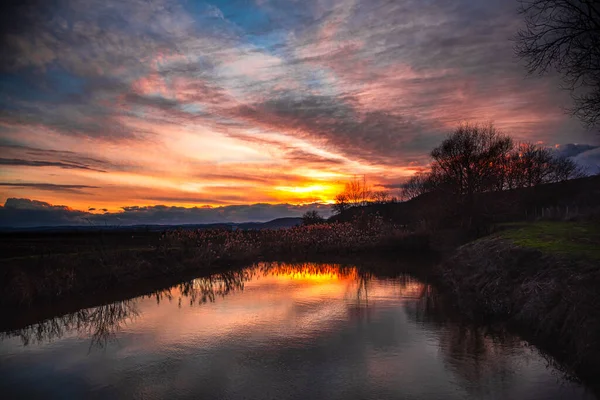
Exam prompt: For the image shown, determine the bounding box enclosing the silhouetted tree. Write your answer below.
[333,193,350,214]
[302,210,325,225]
[430,123,513,200]
[515,0,600,127]
[401,173,432,201]
[512,142,555,188]
[344,177,372,206]
[372,190,391,204]
[551,154,586,182]
[507,142,585,188]
[333,177,372,214]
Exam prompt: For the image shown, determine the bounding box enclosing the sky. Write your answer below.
[1,0,599,226]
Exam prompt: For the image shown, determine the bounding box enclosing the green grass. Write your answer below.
[497,221,600,260]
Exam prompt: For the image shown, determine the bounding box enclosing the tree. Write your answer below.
[508,142,585,187]
[302,210,325,225]
[372,190,391,204]
[401,173,432,201]
[343,177,372,206]
[512,142,555,188]
[332,193,350,214]
[333,177,372,214]
[430,123,513,199]
[550,154,586,182]
[515,0,600,127]
[401,125,587,200]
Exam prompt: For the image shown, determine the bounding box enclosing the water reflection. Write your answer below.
[405,289,535,398]
[0,262,594,400]
[1,300,139,348]
[1,263,420,348]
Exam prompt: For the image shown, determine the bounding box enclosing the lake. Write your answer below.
[0,261,596,399]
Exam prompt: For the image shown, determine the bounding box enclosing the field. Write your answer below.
[0,230,162,261]
[0,218,431,307]
[497,221,600,260]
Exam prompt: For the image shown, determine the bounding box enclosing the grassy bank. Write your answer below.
[0,219,430,306]
[496,221,600,259]
[440,221,600,382]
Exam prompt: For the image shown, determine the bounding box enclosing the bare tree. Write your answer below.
[302,210,325,225]
[332,193,350,214]
[400,125,587,199]
[515,0,600,127]
[372,190,391,204]
[511,143,555,188]
[550,154,587,182]
[332,177,373,214]
[507,143,585,187]
[344,179,364,206]
[430,123,513,199]
[338,177,372,207]
[401,173,432,201]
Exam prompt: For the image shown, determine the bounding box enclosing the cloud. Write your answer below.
[0,158,105,172]
[0,198,332,227]
[0,198,89,227]
[0,182,100,193]
[283,149,346,166]
[1,0,599,213]
[555,144,599,159]
[236,94,435,165]
[571,147,600,175]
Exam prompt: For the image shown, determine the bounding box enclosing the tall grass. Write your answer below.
[1,216,430,306]
[156,216,429,264]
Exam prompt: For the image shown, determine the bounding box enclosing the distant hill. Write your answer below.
[0,217,303,233]
[238,217,303,230]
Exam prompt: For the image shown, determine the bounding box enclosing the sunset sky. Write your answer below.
[1,0,599,225]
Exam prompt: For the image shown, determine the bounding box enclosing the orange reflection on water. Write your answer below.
[3,262,594,400]
[0,263,430,353]
[263,262,359,283]
[120,262,428,352]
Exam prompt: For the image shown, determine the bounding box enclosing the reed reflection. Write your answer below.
[0,262,592,400]
[1,300,139,348]
[2,263,413,348]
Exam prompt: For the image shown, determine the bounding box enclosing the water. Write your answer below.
[0,262,595,400]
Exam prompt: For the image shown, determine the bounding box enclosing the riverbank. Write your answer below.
[4,217,599,385]
[439,221,600,382]
[0,220,430,306]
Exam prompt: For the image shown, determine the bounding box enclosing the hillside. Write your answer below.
[0,217,303,233]
[331,175,600,227]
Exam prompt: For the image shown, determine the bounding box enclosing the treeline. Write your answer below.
[401,123,585,201]
[325,123,596,234]
[332,178,395,215]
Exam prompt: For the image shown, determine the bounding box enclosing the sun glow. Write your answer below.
[273,183,342,202]
[266,264,359,283]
